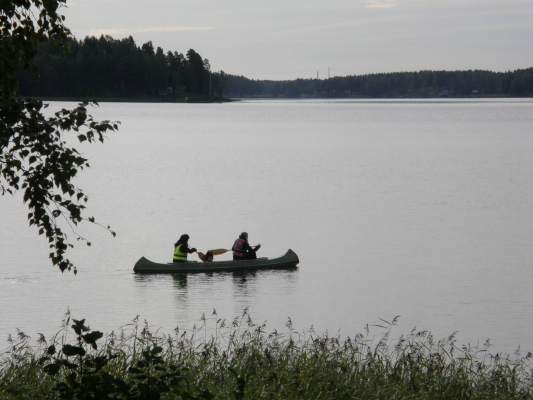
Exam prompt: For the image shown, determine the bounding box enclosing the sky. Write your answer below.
[62,0,533,81]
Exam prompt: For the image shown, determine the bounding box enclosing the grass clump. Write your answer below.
[1,309,532,399]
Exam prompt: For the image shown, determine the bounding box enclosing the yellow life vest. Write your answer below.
[173,244,188,261]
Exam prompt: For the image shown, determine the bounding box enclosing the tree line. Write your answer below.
[223,68,533,98]
[14,34,533,100]
[16,35,227,99]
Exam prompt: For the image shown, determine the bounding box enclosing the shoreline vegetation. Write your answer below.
[2,310,532,399]
[225,68,533,99]
[20,92,532,104]
[15,34,533,102]
[24,94,532,104]
[23,95,234,104]
[21,92,533,103]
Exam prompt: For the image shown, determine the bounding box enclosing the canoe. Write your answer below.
[133,249,299,273]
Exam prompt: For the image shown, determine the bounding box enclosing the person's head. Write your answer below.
[205,251,213,261]
[175,234,189,247]
[240,232,248,240]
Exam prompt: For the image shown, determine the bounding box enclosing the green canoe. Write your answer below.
[133,249,299,273]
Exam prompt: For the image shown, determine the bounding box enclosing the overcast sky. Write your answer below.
[62,0,533,80]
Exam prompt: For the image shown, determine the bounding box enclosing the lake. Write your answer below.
[1,99,532,354]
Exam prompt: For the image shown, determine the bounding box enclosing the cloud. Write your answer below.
[363,0,396,8]
[84,26,213,37]
[272,14,414,37]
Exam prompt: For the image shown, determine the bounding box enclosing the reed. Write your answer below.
[1,309,532,399]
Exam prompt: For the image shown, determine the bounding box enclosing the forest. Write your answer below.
[225,68,533,98]
[16,35,227,100]
[15,34,533,100]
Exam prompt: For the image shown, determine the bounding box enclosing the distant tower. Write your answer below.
[328,67,330,79]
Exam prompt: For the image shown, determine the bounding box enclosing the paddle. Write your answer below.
[209,249,230,256]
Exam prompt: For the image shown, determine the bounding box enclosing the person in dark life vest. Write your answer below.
[232,232,261,260]
[203,251,214,263]
[173,234,197,263]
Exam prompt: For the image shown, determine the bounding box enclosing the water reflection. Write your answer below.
[133,268,299,323]
[172,274,188,289]
[133,273,167,284]
[231,269,299,312]
[232,271,255,284]
[232,268,298,298]
[231,269,298,287]
[171,274,189,320]
[232,271,256,301]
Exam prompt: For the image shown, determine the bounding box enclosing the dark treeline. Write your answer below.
[223,68,533,98]
[16,35,227,99]
[16,37,533,100]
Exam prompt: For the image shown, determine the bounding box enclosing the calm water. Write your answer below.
[1,99,532,354]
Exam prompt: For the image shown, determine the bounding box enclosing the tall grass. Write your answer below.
[1,309,532,399]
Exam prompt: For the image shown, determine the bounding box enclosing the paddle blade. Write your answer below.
[197,252,206,261]
[208,249,230,256]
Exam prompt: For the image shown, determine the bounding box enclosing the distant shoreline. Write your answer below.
[24,94,532,103]
[21,95,234,103]
[232,94,531,100]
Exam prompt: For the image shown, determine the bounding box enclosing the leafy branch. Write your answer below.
[1,1,119,272]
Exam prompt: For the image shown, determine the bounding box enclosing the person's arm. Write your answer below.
[242,242,253,252]
[185,246,197,254]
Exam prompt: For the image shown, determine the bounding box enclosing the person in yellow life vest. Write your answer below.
[173,234,197,263]
[232,232,261,260]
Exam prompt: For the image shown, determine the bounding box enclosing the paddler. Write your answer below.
[232,232,261,260]
[173,234,197,263]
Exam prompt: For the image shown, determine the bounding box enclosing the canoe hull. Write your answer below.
[133,249,299,273]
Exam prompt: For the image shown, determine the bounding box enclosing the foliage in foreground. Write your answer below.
[1,0,118,272]
[1,310,532,399]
